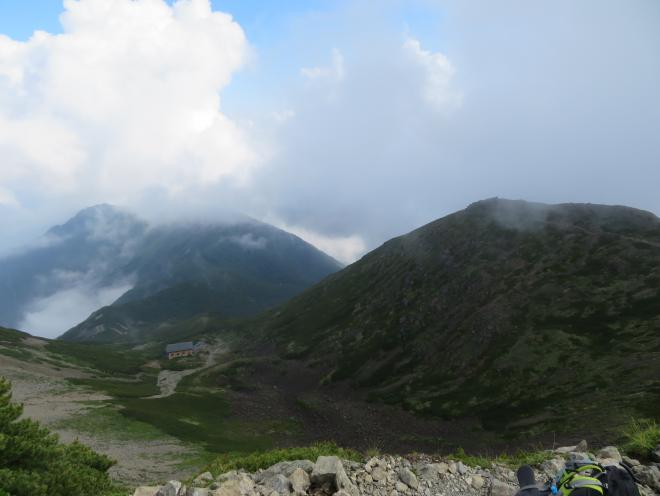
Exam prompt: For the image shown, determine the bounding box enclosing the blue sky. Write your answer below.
[0,0,445,117]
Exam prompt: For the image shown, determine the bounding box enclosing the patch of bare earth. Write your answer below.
[0,352,198,486]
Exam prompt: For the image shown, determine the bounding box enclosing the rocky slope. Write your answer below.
[133,441,660,496]
[225,198,660,438]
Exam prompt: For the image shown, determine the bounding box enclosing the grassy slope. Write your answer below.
[222,199,660,439]
[1,326,288,456]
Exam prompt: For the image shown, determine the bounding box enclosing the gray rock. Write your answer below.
[491,478,516,496]
[212,474,255,496]
[397,468,419,489]
[623,456,641,466]
[193,472,214,487]
[289,468,310,495]
[158,481,184,496]
[371,466,387,482]
[255,461,314,483]
[364,457,381,473]
[633,465,660,492]
[575,440,588,452]
[217,471,240,483]
[187,489,210,496]
[457,461,468,475]
[310,456,358,496]
[418,463,446,480]
[471,475,485,490]
[395,481,408,492]
[597,446,622,462]
[262,474,291,495]
[133,488,160,496]
[540,458,564,477]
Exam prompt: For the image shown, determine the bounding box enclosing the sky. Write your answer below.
[1,0,659,264]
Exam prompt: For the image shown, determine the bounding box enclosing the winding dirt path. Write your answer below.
[149,342,225,398]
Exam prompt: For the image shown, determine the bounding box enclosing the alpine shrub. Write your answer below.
[0,376,116,496]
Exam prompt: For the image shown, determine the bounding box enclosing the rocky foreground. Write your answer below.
[133,442,660,496]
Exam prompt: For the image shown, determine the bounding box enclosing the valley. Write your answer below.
[1,199,659,493]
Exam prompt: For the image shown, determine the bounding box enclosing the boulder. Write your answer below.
[212,474,255,496]
[395,482,408,492]
[158,481,184,496]
[397,468,419,489]
[133,488,160,496]
[471,475,485,490]
[555,442,588,455]
[457,461,468,475]
[575,440,589,452]
[597,446,622,462]
[262,474,291,495]
[540,458,564,477]
[187,489,211,496]
[289,468,310,495]
[418,463,448,480]
[255,461,314,484]
[371,466,387,483]
[310,456,358,496]
[491,478,516,496]
[364,457,381,473]
[195,472,214,484]
[632,465,660,492]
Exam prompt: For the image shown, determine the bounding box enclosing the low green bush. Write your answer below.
[452,447,549,468]
[205,441,362,476]
[0,376,120,496]
[623,418,660,460]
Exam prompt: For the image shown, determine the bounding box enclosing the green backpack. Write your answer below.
[554,460,605,495]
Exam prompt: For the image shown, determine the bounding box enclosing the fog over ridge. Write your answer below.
[0,0,658,264]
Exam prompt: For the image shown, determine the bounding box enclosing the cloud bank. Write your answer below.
[0,0,253,246]
[1,0,659,266]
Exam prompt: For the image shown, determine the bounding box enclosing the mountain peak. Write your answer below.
[462,197,660,232]
[47,204,145,240]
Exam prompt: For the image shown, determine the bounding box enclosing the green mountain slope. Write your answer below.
[235,199,660,436]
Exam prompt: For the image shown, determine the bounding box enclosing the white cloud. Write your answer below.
[403,37,461,109]
[0,0,254,204]
[0,187,18,207]
[270,219,366,265]
[228,233,267,250]
[19,279,133,339]
[301,48,345,82]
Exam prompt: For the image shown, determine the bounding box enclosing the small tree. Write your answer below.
[0,376,116,496]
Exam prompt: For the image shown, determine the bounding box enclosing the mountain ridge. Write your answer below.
[0,205,341,341]
[209,198,660,437]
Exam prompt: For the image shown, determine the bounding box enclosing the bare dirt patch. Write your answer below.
[0,353,202,486]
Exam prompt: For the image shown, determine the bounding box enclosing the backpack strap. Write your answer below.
[561,476,604,494]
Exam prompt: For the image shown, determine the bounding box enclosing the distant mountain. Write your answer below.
[63,220,342,342]
[234,199,660,435]
[0,205,341,342]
